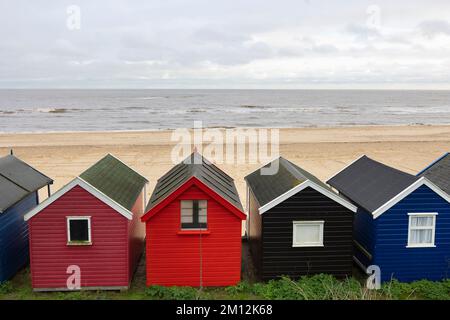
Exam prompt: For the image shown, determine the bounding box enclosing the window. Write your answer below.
[292,221,324,247]
[67,217,92,245]
[181,200,207,229]
[407,213,437,248]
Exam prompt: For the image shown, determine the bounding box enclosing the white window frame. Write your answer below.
[292,220,324,247]
[67,216,92,245]
[406,212,437,248]
[180,200,208,230]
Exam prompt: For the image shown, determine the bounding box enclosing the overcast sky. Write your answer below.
[1,0,450,89]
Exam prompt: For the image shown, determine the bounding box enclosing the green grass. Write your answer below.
[1,268,450,300]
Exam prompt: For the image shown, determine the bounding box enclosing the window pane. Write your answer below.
[198,200,207,209]
[69,219,89,242]
[411,229,432,244]
[198,208,207,223]
[181,200,193,209]
[295,224,321,244]
[411,216,433,227]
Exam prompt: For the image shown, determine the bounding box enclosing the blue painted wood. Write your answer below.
[364,185,450,282]
[0,192,38,282]
[353,207,376,268]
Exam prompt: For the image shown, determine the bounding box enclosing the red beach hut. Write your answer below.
[24,154,148,291]
[141,152,246,287]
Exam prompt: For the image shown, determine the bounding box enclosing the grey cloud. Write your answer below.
[418,20,450,38]
[1,1,450,88]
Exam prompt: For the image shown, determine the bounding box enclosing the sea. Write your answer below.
[0,89,449,133]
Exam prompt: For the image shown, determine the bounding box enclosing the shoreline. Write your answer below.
[0,123,446,136]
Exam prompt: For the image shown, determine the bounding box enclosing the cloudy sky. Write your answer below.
[2,0,450,89]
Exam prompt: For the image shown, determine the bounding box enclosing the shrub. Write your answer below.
[0,281,13,294]
[411,280,450,300]
[225,281,252,296]
[250,274,382,300]
[146,285,199,300]
[382,279,450,300]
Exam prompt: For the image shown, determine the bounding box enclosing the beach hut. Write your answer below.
[245,157,357,281]
[24,154,148,291]
[141,152,245,287]
[0,154,53,283]
[328,155,450,282]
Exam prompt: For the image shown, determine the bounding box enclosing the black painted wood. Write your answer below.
[248,186,354,281]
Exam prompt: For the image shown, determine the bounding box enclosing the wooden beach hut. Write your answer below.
[328,155,450,282]
[24,154,148,291]
[0,154,53,283]
[245,157,357,281]
[141,152,246,287]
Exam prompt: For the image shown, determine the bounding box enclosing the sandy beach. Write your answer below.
[1,125,449,205]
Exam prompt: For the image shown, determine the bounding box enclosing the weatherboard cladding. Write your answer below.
[327,155,420,213]
[419,153,450,195]
[145,183,242,287]
[260,187,353,280]
[80,154,148,211]
[28,186,131,289]
[0,192,37,282]
[0,155,52,213]
[371,185,450,282]
[245,157,354,280]
[147,152,242,212]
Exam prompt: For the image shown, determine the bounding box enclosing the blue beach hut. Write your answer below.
[328,155,450,283]
[0,153,53,283]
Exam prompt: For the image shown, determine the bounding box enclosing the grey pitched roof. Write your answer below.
[419,153,450,195]
[0,155,53,213]
[327,155,420,213]
[244,157,346,207]
[80,154,148,211]
[146,152,243,212]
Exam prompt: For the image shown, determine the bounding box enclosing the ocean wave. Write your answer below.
[0,110,15,115]
[240,105,270,109]
[36,108,71,114]
[187,108,207,113]
[133,96,165,100]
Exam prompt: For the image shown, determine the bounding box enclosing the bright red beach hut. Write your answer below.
[24,154,148,291]
[141,152,246,287]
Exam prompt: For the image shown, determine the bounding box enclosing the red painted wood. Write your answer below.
[28,185,144,290]
[145,183,244,287]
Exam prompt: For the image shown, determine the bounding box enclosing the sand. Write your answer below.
[1,125,449,205]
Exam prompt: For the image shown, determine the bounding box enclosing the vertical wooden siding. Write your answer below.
[374,185,450,282]
[29,185,129,289]
[261,187,354,280]
[146,184,242,287]
[0,192,37,282]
